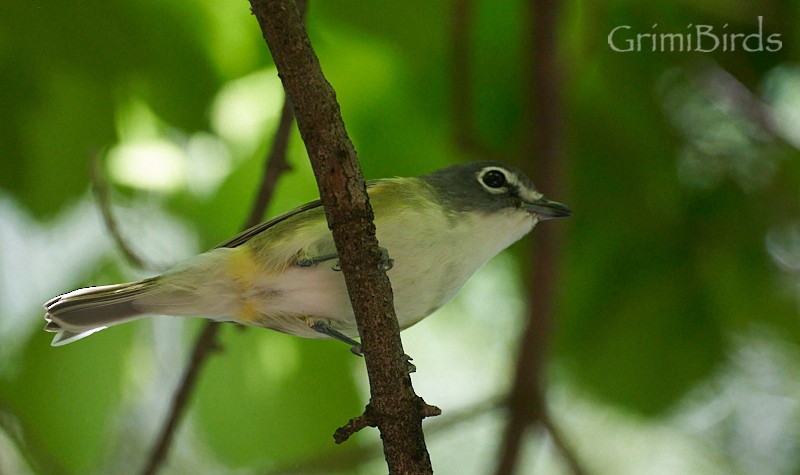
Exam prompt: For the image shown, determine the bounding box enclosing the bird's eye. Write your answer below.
[482,170,507,189]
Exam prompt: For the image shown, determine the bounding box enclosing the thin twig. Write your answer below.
[265,397,501,474]
[0,405,64,475]
[140,94,297,475]
[333,408,377,444]
[451,0,478,153]
[450,0,501,160]
[245,88,296,228]
[140,321,221,475]
[333,399,440,444]
[140,3,305,472]
[450,0,582,472]
[91,153,155,271]
[494,0,584,473]
[541,411,586,475]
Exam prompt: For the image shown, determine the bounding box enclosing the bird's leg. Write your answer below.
[295,253,339,270]
[295,247,393,273]
[309,321,416,373]
[403,353,417,374]
[378,247,394,272]
[310,321,363,356]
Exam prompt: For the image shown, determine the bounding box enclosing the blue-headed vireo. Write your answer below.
[44,161,570,348]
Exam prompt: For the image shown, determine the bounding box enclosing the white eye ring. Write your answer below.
[478,167,512,194]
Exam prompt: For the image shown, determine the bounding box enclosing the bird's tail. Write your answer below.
[44,278,160,346]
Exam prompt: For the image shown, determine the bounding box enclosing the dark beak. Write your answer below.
[526,198,571,220]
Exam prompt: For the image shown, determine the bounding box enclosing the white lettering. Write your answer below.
[607,18,782,53]
[695,24,719,52]
[608,25,634,52]
[742,16,764,52]
[766,33,782,52]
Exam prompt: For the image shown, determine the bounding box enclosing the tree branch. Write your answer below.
[265,397,499,474]
[140,86,297,475]
[246,97,295,227]
[92,153,157,272]
[248,1,437,472]
[140,321,221,475]
[495,0,584,474]
[450,0,504,160]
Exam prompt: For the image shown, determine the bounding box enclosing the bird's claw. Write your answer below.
[379,247,394,272]
[403,353,416,374]
[328,247,392,272]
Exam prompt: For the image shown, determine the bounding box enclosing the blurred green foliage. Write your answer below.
[1,0,800,473]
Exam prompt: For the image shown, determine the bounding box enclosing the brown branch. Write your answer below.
[248,0,437,473]
[266,398,495,474]
[0,405,64,475]
[333,406,377,445]
[140,321,222,475]
[91,153,156,272]
[450,0,501,160]
[451,0,479,154]
[541,411,585,475]
[245,94,296,227]
[495,0,584,474]
[334,400,440,445]
[449,0,582,471]
[140,83,297,475]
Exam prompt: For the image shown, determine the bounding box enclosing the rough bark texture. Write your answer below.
[249,1,436,473]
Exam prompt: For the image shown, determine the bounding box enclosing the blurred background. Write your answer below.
[2,1,800,474]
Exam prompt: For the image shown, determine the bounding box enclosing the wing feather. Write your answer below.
[214,180,390,249]
[215,199,324,249]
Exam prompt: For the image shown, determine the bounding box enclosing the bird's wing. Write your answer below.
[214,180,391,250]
[214,199,324,249]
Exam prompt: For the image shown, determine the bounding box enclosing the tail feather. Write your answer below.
[43,249,246,346]
[47,327,110,346]
[44,278,159,346]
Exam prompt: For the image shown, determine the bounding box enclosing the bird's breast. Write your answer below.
[239,206,535,336]
[376,207,536,328]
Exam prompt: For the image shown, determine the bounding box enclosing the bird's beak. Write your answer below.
[525,198,572,220]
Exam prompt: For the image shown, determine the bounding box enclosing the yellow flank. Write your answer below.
[226,246,261,287]
[225,247,265,324]
[367,180,392,197]
[238,300,263,323]
[219,177,435,326]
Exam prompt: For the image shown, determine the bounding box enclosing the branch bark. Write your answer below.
[248,1,437,472]
[495,0,584,474]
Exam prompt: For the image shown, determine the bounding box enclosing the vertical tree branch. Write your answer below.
[92,153,154,271]
[140,86,297,475]
[248,1,437,473]
[450,0,501,160]
[496,0,583,474]
[246,97,295,227]
[451,0,478,154]
[140,321,221,475]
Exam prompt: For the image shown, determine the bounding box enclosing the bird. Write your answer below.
[43,161,570,349]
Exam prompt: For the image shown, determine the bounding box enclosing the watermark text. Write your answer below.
[608,17,781,53]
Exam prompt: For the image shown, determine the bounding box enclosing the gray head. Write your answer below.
[420,161,571,219]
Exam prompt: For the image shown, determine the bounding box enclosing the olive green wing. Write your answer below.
[214,179,397,250]
[214,199,324,249]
